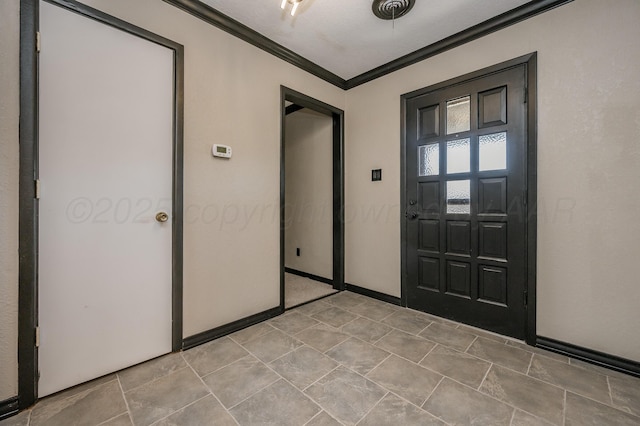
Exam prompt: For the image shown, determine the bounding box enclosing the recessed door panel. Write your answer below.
[479,222,507,260]
[420,182,440,213]
[420,220,440,252]
[419,257,440,291]
[479,178,508,215]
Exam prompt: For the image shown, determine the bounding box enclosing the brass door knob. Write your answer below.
[155,212,169,223]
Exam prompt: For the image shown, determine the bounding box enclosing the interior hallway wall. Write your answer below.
[344,0,640,362]
[284,109,333,279]
[0,0,20,401]
[0,0,346,399]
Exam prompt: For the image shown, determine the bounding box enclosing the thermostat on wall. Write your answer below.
[212,144,232,158]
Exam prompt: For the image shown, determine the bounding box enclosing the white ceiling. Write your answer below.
[199,0,532,80]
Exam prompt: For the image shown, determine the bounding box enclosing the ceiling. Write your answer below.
[199,0,532,80]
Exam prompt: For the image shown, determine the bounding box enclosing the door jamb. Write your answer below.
[19,0,185,408]
[280,87,345,310]
[399,53,537,344]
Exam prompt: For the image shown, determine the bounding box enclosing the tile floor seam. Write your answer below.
[525,352,534,375]
[564,389,640,421]
[524,366,620,409]
[115,371,133,425]
[562,390,567,426]
[260,345,334,395]
[464,335,479,353]
[606,375,614,406]
[300,364,342,393]
[120,365,190,395]
[227,325,276,346]
[416,342,439,365]
[420,375,445,408]
[353,391,389,426]
[419,379,456,426]
[182,356,240,425]
[219,372,281,412]
[199,353,257,381]
[97,411,130,426]
[476,362,494,391]
[146,394,213,426]
[508,407,516,425]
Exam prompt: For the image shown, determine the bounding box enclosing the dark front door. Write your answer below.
[403,63,528,339]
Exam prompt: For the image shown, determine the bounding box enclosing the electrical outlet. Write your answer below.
[296,248,301,256]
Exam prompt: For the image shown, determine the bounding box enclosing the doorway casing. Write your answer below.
[280,87,345,309]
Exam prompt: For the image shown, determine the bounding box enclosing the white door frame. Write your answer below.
[18,0,184,408]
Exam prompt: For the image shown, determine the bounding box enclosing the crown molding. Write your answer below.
[163,0,573,91]
[162,0,347,89]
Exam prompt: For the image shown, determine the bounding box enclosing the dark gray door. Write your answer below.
[403,65,527,339]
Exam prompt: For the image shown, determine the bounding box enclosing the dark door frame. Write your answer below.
[400,53,538,344]
[18,0,184,409]
[280,87,345,310]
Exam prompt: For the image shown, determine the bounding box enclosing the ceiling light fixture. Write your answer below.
[281,0,303,17]
[372,0,415,20]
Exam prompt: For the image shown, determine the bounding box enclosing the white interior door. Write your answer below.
[38,1,175,397]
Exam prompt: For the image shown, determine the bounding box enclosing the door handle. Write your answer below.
[405,211,418,220]
[155,212,169,223]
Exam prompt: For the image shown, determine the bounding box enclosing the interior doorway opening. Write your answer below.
[280,87,344,310]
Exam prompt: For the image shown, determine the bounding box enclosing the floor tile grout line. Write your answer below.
[525,352,535,375]
[563,389,640,419]
[476,362,494,391]
[301,364,342,393]
[146,393,214,426]
[176,356,244,424]
[606,375,614,406]
[114,374,134,426]
[354,391,390,426]
[562,390,567,426]
[421,375,445,408]
[120,365,192,395]
[464,335,479,353]
[508,407,516,426]
[416,342,438,365]
[95,411,130,426]
[227,324,276,346]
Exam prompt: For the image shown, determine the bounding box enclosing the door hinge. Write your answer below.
[35,179,40,199]
[35,326,40,347]
[523,289,528,307]
[36,32,41,53]
[524,88,528,104]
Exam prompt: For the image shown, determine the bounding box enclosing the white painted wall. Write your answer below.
[0,0,20,401]
[284,109,333,279]
[344,0,640,361]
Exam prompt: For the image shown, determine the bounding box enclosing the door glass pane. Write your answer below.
[446,138,470,174]
[446,96,471,135]
[419,143,439,176]
[479,132,507,171]
[447,180,471,214]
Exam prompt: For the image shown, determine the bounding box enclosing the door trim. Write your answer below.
[280,87,345,310]
[19,0,184,408]
[400,53,537,344]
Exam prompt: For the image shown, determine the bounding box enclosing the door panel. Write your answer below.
[404,65,527,339]
[38,1,175,396]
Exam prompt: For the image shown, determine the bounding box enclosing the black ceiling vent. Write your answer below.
[372,0,416,20]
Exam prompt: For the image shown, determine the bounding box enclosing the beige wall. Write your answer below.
[284,109,333,279]
[0,0,20,401]
[2,0,639,403]
[345,0,640,361]
[76,0,345,336]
